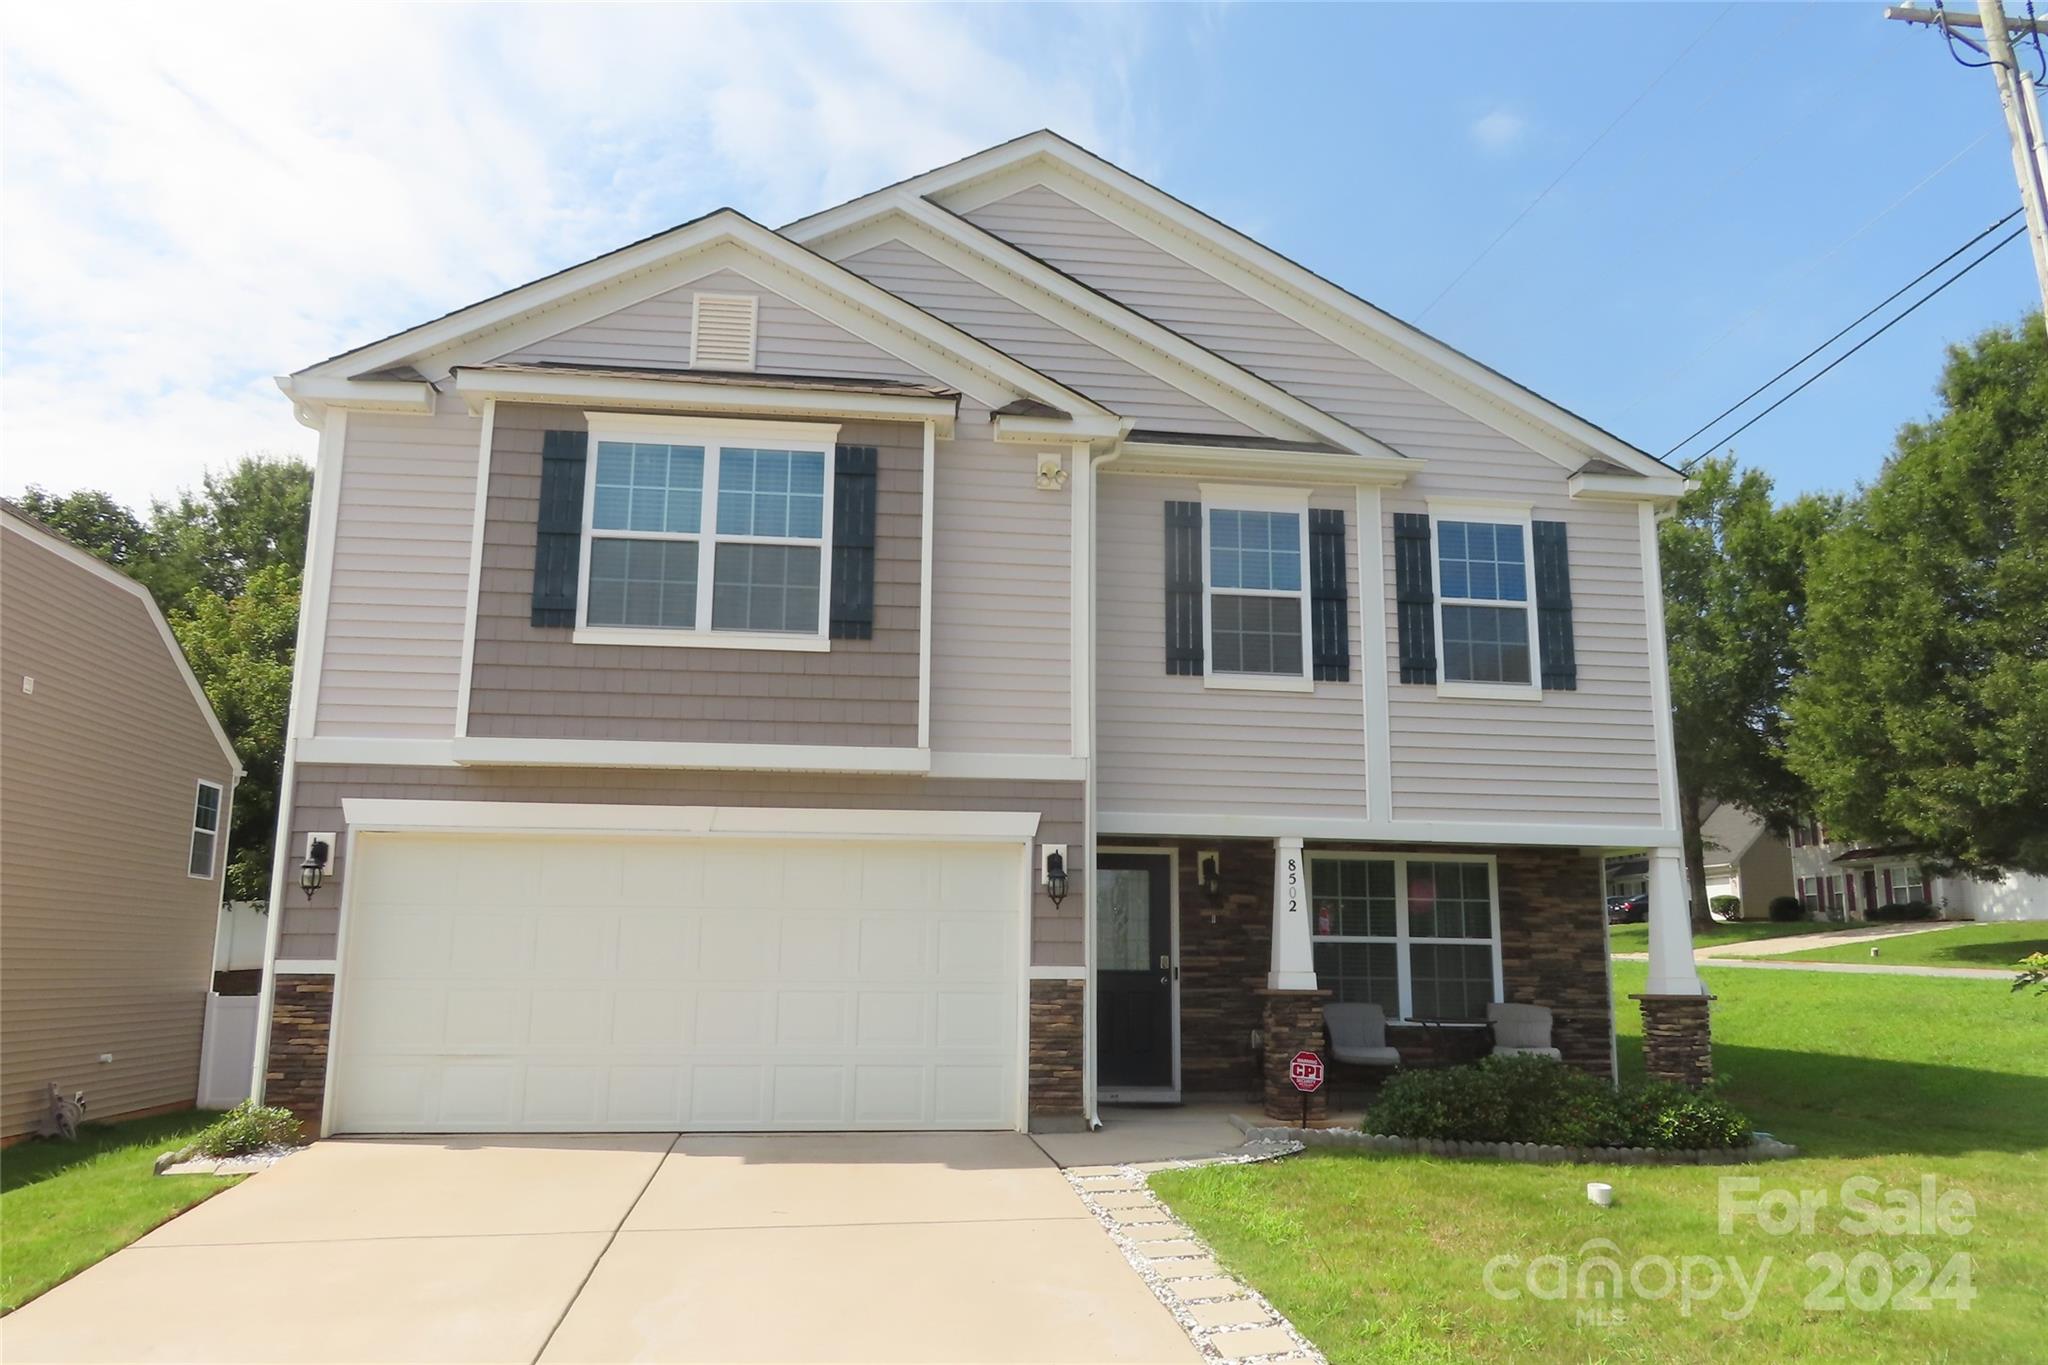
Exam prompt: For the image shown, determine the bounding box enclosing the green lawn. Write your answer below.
[1770,921,2048,971]
[1152,963,2047,1363]
[1606,919,1840,955]
[1,1109,242,1313]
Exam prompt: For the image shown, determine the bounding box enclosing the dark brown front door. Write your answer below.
[1096,852,1174,1091]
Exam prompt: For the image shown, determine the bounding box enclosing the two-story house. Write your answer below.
[252,133,1708,1138]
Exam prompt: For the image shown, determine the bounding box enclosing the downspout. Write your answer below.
[1082,440,1125,1131]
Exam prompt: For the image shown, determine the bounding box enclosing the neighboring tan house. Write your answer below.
[1700,802,1793,920]
[1789,821,2047,922]
[1,501,242,1140]
[255,131,1712,1138]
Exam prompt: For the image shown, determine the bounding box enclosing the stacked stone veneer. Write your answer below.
[264,974,333,1134]
[1158,839,1617,1085]
[1028,978,1086,1127]
[1633,993,1714,1089]
[1259,989,1332,1122]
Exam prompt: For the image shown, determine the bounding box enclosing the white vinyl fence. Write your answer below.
[213,901,268,971]
[198,993,259,1109]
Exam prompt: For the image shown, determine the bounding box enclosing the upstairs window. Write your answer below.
[188,780,222,879]
[1436,518,1535,689]
[578,417,835,647]
[1202,487,1311,690]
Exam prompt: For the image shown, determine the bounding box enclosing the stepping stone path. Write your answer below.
[1063,1143,1323,1364]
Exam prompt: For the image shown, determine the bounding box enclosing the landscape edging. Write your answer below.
[1239,1125,1799,1164]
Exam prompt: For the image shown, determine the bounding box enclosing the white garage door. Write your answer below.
[328,831,1022,1133]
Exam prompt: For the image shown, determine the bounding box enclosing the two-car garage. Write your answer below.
[321,805,1033,1135]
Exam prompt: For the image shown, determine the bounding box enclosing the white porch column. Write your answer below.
[1644,847,1706,996]
[1268,836,1316,990]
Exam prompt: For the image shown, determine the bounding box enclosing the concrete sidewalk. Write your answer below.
[1614,952,2006,980]
[1698,921,1973,959]
[0,1132,1201,1364]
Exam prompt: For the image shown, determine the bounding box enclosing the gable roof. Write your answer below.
[0,500,241,775]
[1700,801,1768,864]
[785,130,1677,481]
[285,208,1113,429]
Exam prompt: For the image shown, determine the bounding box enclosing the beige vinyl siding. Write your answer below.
[966,183,1663,825]
[930,403,1071,755]
[314,394,480,737]
[278,765,1085,965]
[505,267,934,382]
[1380,494,1662,824]
[0,522,234,1137]
[467,407,920,746]
[1095,473,1366,822]
[836,239,1254,437]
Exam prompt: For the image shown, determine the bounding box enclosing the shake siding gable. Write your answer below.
[1,523,235,1137]
[314,394,481,737]
[467,405,921,746]
[837,239,1255,437]
[1096,473,1366,820]
[504,267,934,382]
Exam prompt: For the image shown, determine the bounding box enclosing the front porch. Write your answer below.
[1093,838,1711,1121]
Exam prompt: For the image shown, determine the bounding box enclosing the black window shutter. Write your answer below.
[1308,508,1349,682]
[1392,512,1437,684]
[1533,519,1577,691]
[1164,501,1204,675]
[829,445,878,640]
[530,430,588,628]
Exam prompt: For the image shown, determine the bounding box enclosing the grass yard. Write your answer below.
[1606,919,1840,955]
[1152,963,2047,1363]
[1,1109,241,1314]
[1771,921,2048,971]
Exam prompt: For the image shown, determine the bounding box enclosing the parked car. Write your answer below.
[1606,894,1649,925]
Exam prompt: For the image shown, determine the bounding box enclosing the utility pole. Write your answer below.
[1886,3,2048,312]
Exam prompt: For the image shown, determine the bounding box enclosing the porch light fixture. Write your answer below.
[1043,847,1069,908]
[1198,850,1223,899]
[299,837,331,901]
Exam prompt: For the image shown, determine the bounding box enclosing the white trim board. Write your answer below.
[450,736,931,774]
[339,797,1041,842]
[0,509,242,775]
[1099,811,1682,849]
[451,367,960,436]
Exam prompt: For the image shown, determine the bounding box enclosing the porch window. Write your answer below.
[1310,855,1502,1023]
[1890,864,1926,904]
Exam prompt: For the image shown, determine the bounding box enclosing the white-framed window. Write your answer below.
[1309,854,1503,1023]
[1826,874,1846,913]
[1200,483,1312,692]
[188,780,222,879]
[575,413,838,651]
[1890,865,1926,904]
[1429,499,1540,699]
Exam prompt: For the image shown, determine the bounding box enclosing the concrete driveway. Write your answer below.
[0,1132,1198,1364]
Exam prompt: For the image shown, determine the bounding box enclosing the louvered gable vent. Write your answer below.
[690,292,758,370]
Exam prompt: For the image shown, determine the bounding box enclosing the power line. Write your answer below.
[1416,4,1733,320]
[1663,206,2025,460]
[1676,224,2026,469]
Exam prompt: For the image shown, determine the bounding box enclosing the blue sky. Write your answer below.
[2,2,2035,508]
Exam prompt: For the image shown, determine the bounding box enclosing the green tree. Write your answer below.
[152,458,313,602]
[1661,455,1834,925]
[173,563,301,902]
[11,486,166,588]
[1788,314,2048,876]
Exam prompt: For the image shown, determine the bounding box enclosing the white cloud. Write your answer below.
[0,3,1141,508]
[1470,109,1528,154]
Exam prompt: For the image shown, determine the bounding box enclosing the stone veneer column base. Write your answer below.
[1028,978,1086,1131]
[1258,989,1332,1123]
[1632,993,1715,1089]
[265,974,334,1137]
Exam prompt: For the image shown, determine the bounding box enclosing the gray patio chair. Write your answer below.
[1322,1003,1402,1069]
[1487,1002,1562,1060]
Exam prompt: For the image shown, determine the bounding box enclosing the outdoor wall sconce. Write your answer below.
[299,835,331,900]
[1198,849,1223,899]
[1042,844,1069,908]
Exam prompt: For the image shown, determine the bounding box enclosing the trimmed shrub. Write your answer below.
[191,1100,302,1156]
[1768,896,1805,922]
[1868,900,1935,922]
[1368,1055,1753,1150]
[1710,895,1742,920]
